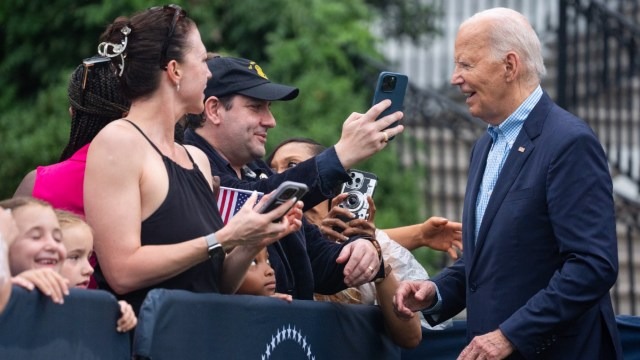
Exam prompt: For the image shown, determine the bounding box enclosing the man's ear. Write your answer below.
[504,52,519,82]
[203,96,223,125]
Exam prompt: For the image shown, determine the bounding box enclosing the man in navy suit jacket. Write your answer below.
[393,7,623,359]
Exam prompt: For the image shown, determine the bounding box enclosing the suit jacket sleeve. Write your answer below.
[428,257,468,325]
[302,219,349,294]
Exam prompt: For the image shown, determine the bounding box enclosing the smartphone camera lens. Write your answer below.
[382,75,396,92]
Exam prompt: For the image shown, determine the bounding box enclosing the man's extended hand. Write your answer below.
[392,280,437,319]
[457,329,514,360]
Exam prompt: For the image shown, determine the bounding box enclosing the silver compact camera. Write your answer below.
[339,170,378,220]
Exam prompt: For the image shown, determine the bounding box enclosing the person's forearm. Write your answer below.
[220,245,263,294]
[13,170,36,197]
[383,225,421,251]
[376,270,422,348]
[98,237,211,294]
[104,222,266,293]
[315,147,350,192]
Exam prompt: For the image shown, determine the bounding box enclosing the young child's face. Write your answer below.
[59,222,94,288]
[9,204,66,275]
[237,248,276,296]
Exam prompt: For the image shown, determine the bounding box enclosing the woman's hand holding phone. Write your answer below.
[220,190,303,250]
[257,181,308,220]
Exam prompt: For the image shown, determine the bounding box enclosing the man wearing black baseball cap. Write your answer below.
[184,56,404,300]
[203,56,299,101]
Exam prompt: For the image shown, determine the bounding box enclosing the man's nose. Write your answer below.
[262,111,276,128]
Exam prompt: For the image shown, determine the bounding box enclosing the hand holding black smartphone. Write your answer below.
[372,71,408,140]
[257,181,309,222]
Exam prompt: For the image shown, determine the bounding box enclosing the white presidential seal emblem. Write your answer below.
[261,324,316,359]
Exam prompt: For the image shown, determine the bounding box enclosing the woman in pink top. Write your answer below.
[13,55,130,216]
[13,56,129,288]
[29,143,90,216]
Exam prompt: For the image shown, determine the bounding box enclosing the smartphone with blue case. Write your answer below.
[372,71,408,140]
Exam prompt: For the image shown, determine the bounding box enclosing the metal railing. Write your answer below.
[558,0,640,315]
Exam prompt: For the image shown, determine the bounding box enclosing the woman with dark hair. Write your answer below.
[13,56,130,216]
[60,57,131,162]
[84,5,302,312]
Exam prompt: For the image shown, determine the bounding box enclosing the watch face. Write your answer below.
[208,246,225,263]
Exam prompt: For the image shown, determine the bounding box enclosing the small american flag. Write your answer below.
[217,187,263,224]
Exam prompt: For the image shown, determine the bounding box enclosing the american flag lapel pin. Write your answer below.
[518,146,525,153]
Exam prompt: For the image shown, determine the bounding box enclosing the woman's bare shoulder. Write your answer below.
[184,144,212,180]
[89,119,149,155]
[87,119,151,171]
[183,145,208,165]
[91,119,142,147]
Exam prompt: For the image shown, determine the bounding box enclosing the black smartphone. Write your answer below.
[372,71,408,140]
[339,169,378,220]
[258,181,309,221]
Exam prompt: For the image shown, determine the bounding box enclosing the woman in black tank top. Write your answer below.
[85,6,303,313]
[92,120,227,312]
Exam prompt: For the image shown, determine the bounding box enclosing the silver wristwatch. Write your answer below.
[205,233,224,259]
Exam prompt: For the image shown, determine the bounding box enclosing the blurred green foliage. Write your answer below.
[0,0,443,271]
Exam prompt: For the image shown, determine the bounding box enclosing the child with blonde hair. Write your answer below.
[56,209,136,332]
[0,197,69,304]
[0,197,136,333]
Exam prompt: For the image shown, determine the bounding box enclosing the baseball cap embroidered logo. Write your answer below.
[249,62,269,80]
[204,56,299,101]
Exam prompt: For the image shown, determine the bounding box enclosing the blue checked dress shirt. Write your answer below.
[474,86,543,241]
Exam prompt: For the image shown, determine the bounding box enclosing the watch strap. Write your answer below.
[205,233,223,257]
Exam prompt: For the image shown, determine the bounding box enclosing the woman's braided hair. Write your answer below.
[59,60,130,161]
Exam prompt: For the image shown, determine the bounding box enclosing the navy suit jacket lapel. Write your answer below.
[471,93,552,266]
[465,135,491,257]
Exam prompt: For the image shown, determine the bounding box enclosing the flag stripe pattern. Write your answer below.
[217,187,263,225]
